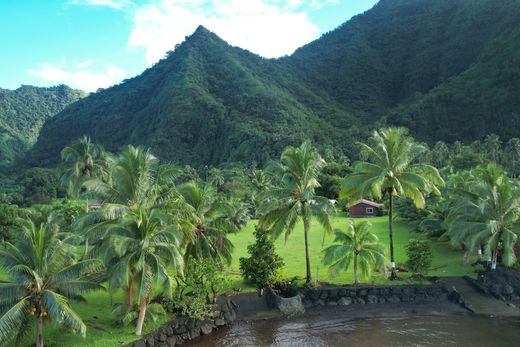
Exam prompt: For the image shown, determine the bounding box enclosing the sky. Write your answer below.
[0,0,379,92]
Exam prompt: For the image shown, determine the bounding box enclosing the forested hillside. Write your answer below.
[25,0,520,167]
[0,85,85,169]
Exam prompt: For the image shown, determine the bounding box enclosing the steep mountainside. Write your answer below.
[0,85,85,169]
[26,0,520,167]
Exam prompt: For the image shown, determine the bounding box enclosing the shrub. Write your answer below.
[159,257,226,319]
[406,239,433,275]
[239,226,284,291]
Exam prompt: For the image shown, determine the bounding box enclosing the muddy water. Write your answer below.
[187,315,520,347]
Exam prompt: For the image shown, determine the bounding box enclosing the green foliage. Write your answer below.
[406,239,433,275]
[0,217,104,347]
[322,220,388,284]
[0,85,85,170]
[239,226,284,290]
[160,257,225,319]
[258,140,334,283]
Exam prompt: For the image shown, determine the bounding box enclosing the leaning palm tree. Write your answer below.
[100,207,183,335]
[341,128,444,279]
[176,182,239,266]
[59,136,111,199]
[323,220,388,284]
[258,140,334,284]
[446,164,520,269]
[0,218,103,347]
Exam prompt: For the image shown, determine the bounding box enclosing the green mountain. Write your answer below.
[26,0,520,167]
[0,85,85,169]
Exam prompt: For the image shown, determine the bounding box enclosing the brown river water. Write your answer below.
[186,315,520,347]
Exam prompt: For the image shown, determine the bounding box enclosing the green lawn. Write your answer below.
[9,214,476,346]
[225,214,477,289]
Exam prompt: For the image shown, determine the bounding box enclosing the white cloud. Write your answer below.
[68,0,130,9]
[75,59,98,69]
[29,61,127,92]
[128,0,324,64]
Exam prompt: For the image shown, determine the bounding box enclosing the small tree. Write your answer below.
[240,227,284,293]
[406,239,433,275]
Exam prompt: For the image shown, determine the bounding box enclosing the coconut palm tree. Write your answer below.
[323,220,388,284]
[258,140,334,284]
[0,218,103,347]
[83,145,159,210]
[59,136,111,199]
[99,207,183,335]
[446,164,520,269]
[341,128,444,279]
[176,182,238,266]
[75,145,161,250]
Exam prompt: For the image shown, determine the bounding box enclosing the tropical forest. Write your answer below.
[1,0,520,346]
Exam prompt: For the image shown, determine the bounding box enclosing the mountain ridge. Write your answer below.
[21,0,520,168]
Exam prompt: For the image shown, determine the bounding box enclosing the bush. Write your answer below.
[406,239,433,275]
[159,257,226,319]
[239,226,284,291]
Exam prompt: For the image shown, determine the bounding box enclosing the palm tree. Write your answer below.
[0,218,103,347]
[100,207,183,335]
[60,136,111,257]
[176,182,238,265]
[59,136,110,199]
[322,220,388,284]
[341,128,444,279]
[258,140,334,284]
[75,146,161,252]
[83,145,159,209]
[446,164,520,269]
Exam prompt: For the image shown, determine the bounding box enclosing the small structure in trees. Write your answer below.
[348,199,383,217]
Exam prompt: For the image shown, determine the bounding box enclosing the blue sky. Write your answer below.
[1,0,378,92]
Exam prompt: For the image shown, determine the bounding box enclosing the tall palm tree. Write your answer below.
[322,220,388,284]
[0,219,103,347]
[100,207,183,335]
[258,140,334,284]
[83,145,159,210]
[341,128,444,279]
[59,136,110,199]
[60,136,111,257]
[176,182,238,266]
[446,164,520,269]
[75,146,161,250]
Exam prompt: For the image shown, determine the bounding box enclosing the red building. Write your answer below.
[348,199,383,217]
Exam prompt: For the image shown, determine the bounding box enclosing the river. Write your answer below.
[186,314,520,347]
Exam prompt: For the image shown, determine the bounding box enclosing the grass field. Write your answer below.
[10,214,476,346]
[225,213,477,289]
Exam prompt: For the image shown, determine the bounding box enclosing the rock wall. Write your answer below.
[474,267,520,301]
[267,284,455,314]
[126,299,237,347]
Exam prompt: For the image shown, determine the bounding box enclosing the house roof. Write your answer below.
[351,199,384,208]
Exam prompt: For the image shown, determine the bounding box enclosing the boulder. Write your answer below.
[166,336,177,346]
[201,323,213,335]
[338,297,352,306]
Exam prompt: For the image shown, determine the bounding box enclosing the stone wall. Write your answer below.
[126,299,237,347]
[267,284,456,315]
[473,267,520,301]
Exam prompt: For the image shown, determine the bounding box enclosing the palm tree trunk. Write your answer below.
[388,191,397,280]
[125,270,137,307]
[353,254,359,285]
[304,215,312,284]
[136,296,148,336]
[83,200,89,259]
[36,317,44,347]
[491,249,498,270]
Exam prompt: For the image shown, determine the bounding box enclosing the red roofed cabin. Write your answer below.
[348,199,383,217]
